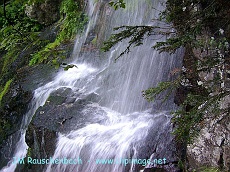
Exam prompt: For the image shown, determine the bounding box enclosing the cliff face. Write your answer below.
[169,0,230,171]
[187,112,230,171]
[25,0,62,25]
[0,0,75,169]
[185,37,230,171]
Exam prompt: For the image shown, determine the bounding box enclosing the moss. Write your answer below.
[0,79,13,143]
[29,0,88,66]
[0,0,44,85]
[1,51,18,75]
[91,36,97,45]
[199,167,221,172]
[94,0,99,4]
[0,79,13,105]
[26,147,32,157]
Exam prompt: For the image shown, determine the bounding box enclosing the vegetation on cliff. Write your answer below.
[0,0,43,143]
[0,0,87,86]
[105,0,230,171]
[0,0,87,144]
[29,0,88,66]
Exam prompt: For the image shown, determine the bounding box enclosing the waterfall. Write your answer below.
[1,0,182,172]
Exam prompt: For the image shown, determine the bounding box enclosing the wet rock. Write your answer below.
[32,92,105,134]
[24,88,106,171]
[18,65,57,91]
[39,25,60,42]
[25,0,61,25]
[65,97,76,104]
[0,82,32,138]
[0,81,32,169]
[22,125,57,172]
[46,87,74,105]
[140,114,181,172]
[84,92,100,103]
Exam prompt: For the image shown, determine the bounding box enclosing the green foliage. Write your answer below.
[188,166,223,172]
[102,25,157,60]
[143,80,179,102]
[0,0,43,41]
[199,167,220,172]
[177,159,185,171]
[173,95,217,142]
[91,36,97,45]
[29,41,65,66]
[0,79,13,105]
[1,0,40,28]
[26,147,32,157]
[63,64,78,71]
[0,0,44,81]
[59,0,88,41]
[165,1,230,144]
[109,0,126,10]
[58,63,78,71]
[153,35,193,53]
[102,0,230,146]
[0,0,88,144]
[29,0,88,66]
[143,74,227,143]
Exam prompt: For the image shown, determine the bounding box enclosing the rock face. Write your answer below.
[184,28,230,171]
[187,111,230,171]
[183,45,230,171]
[25,0,62,25]
[0,81,32,169]
[0,82,32,139]
[23,87,103,171]
[174,10,230,170]
[0,17,63,169]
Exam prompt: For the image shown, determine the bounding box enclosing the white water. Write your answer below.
[0,63,97,172]
[45,110,171,172]
[1,0,182,172]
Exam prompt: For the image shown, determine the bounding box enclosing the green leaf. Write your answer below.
[63,64,78,71]
[114,5,118,10]
[109,1,114,6]
[120,3,125,8]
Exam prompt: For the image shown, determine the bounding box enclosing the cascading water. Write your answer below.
[1,0,182,171]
